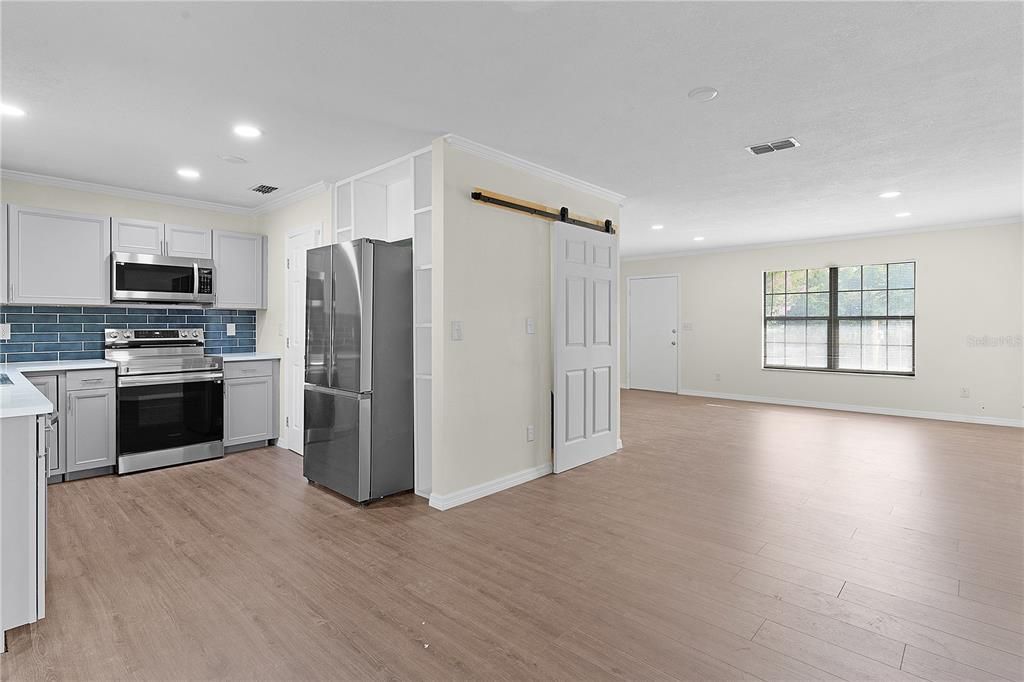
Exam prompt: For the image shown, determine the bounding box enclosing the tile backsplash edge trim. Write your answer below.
[0,305,255,363]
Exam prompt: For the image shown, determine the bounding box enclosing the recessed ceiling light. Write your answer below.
[233,124,262,138]
[693,236,705,241]
[1,102,26,117]
[651,224,665,230]
[219,154,248,164]
[878,191,902,199]
[177,168,200,179]
[895,212,911,217]
[687,86,718,102]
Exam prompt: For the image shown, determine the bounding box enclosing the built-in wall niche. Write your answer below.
[333,147,433,498]
[335,161,414,244]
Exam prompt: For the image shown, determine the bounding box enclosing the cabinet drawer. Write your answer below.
[224,361,273,379]
[65,369,115,391]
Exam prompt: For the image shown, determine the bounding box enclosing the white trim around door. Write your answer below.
[283,223,323,454]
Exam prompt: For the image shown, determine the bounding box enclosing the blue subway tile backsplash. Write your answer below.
[0,305,256,363]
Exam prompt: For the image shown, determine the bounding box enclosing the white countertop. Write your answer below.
[213,353,281,362]
[0,360,116,419]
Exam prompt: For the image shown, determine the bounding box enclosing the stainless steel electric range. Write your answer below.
[104,328,224,474]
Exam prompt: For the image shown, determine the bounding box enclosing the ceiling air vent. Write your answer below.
[746,137,801,156]
[250,184,279,195]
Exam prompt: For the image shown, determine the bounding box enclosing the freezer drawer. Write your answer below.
[303,385,370,502]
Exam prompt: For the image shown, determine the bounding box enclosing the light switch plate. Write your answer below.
[450,320,463,341]
[0,323,10,341]
[226,323,236,337]
[526,425,535,442]
[526,317,535,335]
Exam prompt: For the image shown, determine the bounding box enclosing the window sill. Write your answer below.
[761,366,915,379]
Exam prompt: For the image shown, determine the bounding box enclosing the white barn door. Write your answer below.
[552,221,619,474]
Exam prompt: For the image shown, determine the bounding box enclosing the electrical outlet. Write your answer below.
[526,317,535,335]
[0,323,10,341]
[526,425,535,442]
[226,323,236,337]
[450,321,463,342]
[960,387,970,399]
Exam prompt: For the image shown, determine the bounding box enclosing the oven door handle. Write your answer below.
[118,371,224,388]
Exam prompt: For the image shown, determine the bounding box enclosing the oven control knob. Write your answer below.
[107,331,118,339]
[120,330,130,338]
[192,330,200,338]
[180,330,187,337]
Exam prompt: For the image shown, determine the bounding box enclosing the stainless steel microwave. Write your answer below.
[111,252,215,304]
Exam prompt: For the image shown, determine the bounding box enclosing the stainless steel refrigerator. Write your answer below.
[303,239,414,502]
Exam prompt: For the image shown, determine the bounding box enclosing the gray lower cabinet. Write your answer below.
[26,374,62,476]
[66,387,116,473]
[223,360,279,448]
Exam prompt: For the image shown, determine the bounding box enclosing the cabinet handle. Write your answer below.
[80,378,105,383]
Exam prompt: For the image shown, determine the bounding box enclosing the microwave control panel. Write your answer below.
[198,268,214,295]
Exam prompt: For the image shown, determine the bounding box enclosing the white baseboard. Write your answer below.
[677,389,1023,428]
[617,438,624,450]
[429,462,552,511]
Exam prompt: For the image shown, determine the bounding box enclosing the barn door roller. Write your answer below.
[471,188,615,234]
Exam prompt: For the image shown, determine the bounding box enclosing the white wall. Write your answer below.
[621,222,1023,426]
[431,141,622,499]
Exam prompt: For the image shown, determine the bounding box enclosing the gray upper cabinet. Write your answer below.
[65,386,116,473]
[112,217,164,255]
[213,230,267,309]
[8,205,110,305]
[113,218,212,259]
[165,224,212,259]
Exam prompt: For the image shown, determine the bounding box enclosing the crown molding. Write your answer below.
[250,180,330,216]
[1,169,253,215]
[442,134,626,205]
[621,215,1023,262]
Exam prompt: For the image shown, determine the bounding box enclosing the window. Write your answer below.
[764,262,915,375]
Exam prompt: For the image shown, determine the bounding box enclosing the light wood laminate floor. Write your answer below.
[3,391,1023,680]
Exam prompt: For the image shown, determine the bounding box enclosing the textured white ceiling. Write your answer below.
[2,2,1020,255]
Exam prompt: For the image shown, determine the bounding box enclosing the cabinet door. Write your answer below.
[9,205,111,305]
[112,217,164,255]
[225,376,273,446]
[26,374,61,475]
[36,416,46,618]
[66,388,116,472]
[1,204,8,304]
[213,230,266,309]
[165,224,212,259]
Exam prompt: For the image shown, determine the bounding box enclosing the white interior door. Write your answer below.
[552,221,619,474]
[284,224,322,454]
[628,276,679,392]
